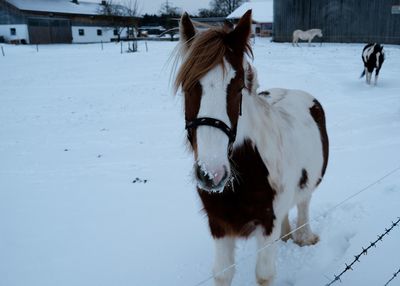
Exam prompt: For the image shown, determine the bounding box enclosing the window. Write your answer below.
[261,23,273,30]
[113,29,118,36]
[97,29,102,36]
[78,29,84,36]
[10,28,16,36]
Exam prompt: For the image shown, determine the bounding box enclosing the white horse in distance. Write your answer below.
[292,29,323,46]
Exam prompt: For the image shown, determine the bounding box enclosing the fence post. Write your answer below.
[133,40,137,52]
[101,40,103,50]
[1,46,4,57]
[36,44,39,52]
[145,40,148,52]
[120,41,123,54]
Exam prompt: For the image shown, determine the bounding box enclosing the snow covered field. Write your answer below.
[0,39,399,286]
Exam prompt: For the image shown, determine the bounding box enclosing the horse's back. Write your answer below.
[293,29,303,37]
[266,88,324,134]
[260,88,328,192]
[263,88,316,111]
[309,28,321,34]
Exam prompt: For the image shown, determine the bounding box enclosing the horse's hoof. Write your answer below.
[294,233,319,246]
[257,277,274,286]
[281,233,292,242]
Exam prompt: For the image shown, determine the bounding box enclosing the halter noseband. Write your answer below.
[185,117,237,151]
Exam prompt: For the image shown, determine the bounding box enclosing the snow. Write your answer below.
[0,39,400,286]
[227,1,273,23]
[7,0,103,16]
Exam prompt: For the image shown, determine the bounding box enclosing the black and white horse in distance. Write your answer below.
[361,43,385,85]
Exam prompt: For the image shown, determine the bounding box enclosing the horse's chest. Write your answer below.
[198,140,277,238]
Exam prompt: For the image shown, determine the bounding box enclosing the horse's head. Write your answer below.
[317,29,323,37]
[175,10,254,193]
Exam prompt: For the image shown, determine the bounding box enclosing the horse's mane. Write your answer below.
[174,27,252,93]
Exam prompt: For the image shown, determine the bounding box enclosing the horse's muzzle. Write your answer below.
[195,163,229,193]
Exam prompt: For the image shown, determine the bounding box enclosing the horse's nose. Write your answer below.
[195,164,228,190]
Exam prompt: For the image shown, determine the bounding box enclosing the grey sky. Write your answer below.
[139,0,211,14]
[85,0,212,15]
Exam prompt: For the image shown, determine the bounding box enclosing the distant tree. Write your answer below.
[159,1,181,17]
[158,1,181,41]
[140,14,162,27]
[99,0,140,41]
[197,8,224,18]
[209,0,247,16]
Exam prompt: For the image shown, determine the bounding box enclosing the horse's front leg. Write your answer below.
[367,72,372,84]
[213,236,236,286]
[255,226,280,286]
[374,67,381,85]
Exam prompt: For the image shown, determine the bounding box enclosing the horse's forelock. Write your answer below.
[174,27,252,94]
[174,28,227,93]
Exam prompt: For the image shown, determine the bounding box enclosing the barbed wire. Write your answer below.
[325,217,400,286]
[383,266,400,286]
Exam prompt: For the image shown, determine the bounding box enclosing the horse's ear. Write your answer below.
[226,10,252,53]
[180,12,196,50]
[223,20,234,32]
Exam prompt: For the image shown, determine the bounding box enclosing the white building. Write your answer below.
[0,0,139,44]
[227,1,273,37]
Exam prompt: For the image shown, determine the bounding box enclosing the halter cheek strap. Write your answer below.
[185,117,237,146]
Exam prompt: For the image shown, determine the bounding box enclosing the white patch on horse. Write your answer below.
[254,226,279,286]
[196,61,236,189]
[213,237,235,286]
[362,45,374,60]
[376,52,381,68]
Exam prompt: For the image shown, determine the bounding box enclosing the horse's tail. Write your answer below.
[360,69,366,78]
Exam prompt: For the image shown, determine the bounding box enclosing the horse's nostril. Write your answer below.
[196,164,213,187]
[195,164,229,190]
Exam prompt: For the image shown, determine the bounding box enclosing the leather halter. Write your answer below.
[185,88,244,153]
[185,117,237,151]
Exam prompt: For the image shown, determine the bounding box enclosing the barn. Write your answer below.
[0,0,138,44]
[273,0,400,44]
[227,1,273,37]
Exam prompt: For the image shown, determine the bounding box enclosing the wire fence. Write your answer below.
[325,217,400,286]
[0,39,152,57]
[192,165,400,286]
[384,266,400,286]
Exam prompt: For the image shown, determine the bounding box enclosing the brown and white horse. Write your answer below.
[175,11,329,286]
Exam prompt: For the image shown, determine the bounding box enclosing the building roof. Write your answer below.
[139,26,166,31]
[192,17,227,23]
[227,1,273,23]
[6,0,109,16]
